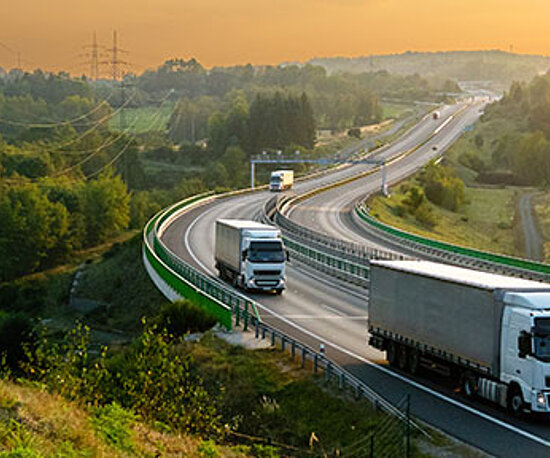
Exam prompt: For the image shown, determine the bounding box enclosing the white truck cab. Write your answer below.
[501,292,550,413]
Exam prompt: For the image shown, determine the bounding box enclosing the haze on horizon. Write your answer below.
[1,0,549,74]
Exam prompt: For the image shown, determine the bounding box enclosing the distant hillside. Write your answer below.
[308,50,550,84]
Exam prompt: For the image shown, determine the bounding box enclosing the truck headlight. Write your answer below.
[537,392,546,407]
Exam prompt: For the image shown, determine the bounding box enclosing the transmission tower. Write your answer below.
[81,32,105,80]
[104,30,129,81]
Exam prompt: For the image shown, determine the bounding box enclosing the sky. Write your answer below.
[1,0,550,75]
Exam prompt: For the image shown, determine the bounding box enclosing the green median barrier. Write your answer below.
[356,206,550,276]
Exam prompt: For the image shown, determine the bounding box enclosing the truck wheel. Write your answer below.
[407,349,419,375]
[386,341,397,367]
[397,345,408,370]
[275,289,283,295]
[462,372,477,398]
[507,386,525,415]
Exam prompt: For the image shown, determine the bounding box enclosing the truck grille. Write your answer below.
[254,270,281,276]
[254,279,279,287]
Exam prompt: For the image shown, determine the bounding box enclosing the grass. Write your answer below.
[0,380,245,457]
[382,103,417,120]
[75,234,166,334]
[369,181,519,256]
[109,104,175,134]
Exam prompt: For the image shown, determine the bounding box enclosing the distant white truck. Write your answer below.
[215,219,287,294]
[368,260,550,415]
[269,170,294,192]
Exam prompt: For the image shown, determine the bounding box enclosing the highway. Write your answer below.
[160,101,550,457]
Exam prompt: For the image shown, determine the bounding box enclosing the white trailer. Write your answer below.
[215,219,287,294]
[269,170,294,192]
[368,260,550,415]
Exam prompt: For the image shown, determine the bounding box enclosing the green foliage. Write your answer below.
[79,171,130,245]
[22,323,221,437]
[198,439,219,457]
[0,184,71,280]
[402,185,425,211]
[458,150,485,173]
[91,403,136,453]
[414,203,438,228]
[153,300,217,337]
[107,325,220,435]
[419,162,465,212]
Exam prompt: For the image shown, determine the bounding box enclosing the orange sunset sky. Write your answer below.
[1,0,549,74]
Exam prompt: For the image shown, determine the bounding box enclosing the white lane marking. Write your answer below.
[321,304,345,317]
[282,315,367,320]
[180,115,550,450]
[184,205,218,275]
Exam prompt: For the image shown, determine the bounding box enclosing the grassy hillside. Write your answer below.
[368,181,519,256]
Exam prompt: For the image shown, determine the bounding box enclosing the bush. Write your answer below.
[402,185,424,211]
[414,203,437,228]
[91,403,136,453]
[23,323,221,437]
[154,300,217,337]
[347,128,361,139]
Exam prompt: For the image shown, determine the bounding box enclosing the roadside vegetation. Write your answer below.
[369,68,550,260]
[0,61,463,455]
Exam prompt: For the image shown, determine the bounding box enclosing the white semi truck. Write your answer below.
[368,260,550,415]
[215,219,287,294]
[269,170,294,192]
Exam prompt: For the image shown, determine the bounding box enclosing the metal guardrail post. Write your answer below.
[235,304,240,327]
[271,330,276,346]
[281,336,286,352]
[301,348,306,368]
[291,341,296,358]
[313,354,318,374]
[244,302,249,331]
[325,361,332,382]
[255,319,259,338]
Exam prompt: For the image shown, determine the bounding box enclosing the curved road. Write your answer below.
[519,192,544,261]
[160,102,550,457]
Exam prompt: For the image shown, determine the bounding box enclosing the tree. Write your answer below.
[79,171,130,245]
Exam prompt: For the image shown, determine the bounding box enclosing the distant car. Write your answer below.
[432,145,438,151]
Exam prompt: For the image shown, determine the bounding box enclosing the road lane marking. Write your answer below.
[179,103,550,450]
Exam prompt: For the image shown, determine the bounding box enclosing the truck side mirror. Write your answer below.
[286,250,290,262]
[242,249,248,262]
[518,331,532,359]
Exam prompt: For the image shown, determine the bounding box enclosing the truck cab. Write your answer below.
[241,234,287,293]
[270,170,294,192]
[215,219,287,294]
[500,292,550,413]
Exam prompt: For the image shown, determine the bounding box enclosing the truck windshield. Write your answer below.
[533,318,550,361]
[534,336,550,361]
[248,241,284,263]
[270,177,281,183]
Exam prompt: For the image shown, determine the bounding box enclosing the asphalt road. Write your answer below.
[519,192,544,261]
[160,102,550,457]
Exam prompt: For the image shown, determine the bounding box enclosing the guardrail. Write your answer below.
[258,196,374,287]
[355,203,550,282]
[143,190,428,445]
[143,192,264,331]
[230,297,429,442]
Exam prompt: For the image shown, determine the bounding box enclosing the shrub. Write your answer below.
[414,203,437,228]
[347,128,361,139]
[402,185,425,211]
[91,403,136,453]
[154,300,217,337]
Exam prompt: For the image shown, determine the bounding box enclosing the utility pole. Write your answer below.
[82,32,103,80]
